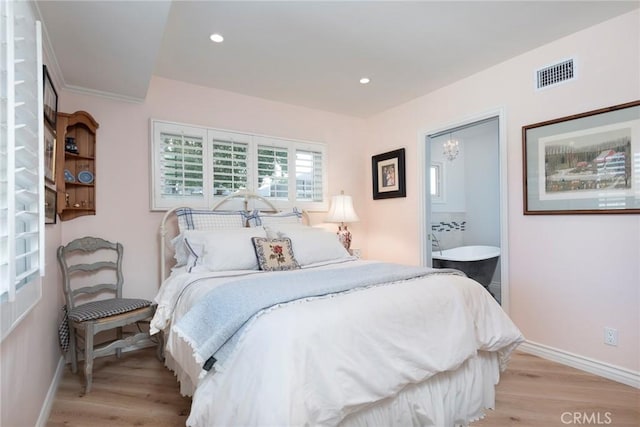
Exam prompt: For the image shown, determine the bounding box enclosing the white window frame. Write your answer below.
[1,1,45,341]
[151,121,209,210]
[212,128,252,198]
[150,119,328,211]
[294,141,325,204]
[430,162,446,204]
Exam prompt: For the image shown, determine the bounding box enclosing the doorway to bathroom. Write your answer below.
[419,110,508,308]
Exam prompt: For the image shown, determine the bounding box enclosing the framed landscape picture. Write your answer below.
[522,100,640,214]
[372,148,406,200]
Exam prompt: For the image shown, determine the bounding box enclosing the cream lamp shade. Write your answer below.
[326,194,360,223]
[326,192,359,250]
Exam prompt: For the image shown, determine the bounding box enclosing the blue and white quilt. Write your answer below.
[172,262,464,372]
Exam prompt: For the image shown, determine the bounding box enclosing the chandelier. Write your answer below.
[443,135,460,161]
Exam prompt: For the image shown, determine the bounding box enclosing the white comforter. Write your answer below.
[151,259,523,427]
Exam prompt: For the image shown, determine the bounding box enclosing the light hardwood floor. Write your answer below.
[47,349,639,426]
[474,352,639,427]
[47,349,191,427]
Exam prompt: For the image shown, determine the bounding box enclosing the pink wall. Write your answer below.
[3,9,638,426]
[2,71,367,427]
[362,11,639,371]
[58,77,368,300]
[0,43,67,427]
[0,227,65,427]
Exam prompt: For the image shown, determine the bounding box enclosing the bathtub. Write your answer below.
[432,245,500,291]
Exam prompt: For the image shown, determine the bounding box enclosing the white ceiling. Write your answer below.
[37,1,639,118]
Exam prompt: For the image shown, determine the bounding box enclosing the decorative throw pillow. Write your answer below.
[252,237,300,271]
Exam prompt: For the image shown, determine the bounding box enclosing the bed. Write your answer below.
[150,191,524,427]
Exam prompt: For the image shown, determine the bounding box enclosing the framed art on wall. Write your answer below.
[372,148,406,199]
[522,100,640,214]
[44,123,56,183]
[45,185,57,224]
[43,65,58,129]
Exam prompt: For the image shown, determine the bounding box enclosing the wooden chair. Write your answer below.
[57,236,159,393]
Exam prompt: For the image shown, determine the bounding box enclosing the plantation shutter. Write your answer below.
[152,122,208,209]
[150,120,327,210]
[0,0,9,298]
[295,148,323,202]
[210,130,250,196]
[1,0,44,340]
[159,133,204,197]
[256,138,289,200]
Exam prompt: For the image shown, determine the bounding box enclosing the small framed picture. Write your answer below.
[372,148,406,199]
[45,186,57,224]
[523,100,640,214]
[43,65,58,129]
[44,123,56,183]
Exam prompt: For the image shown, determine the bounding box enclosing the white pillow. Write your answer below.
[264,223,312,239]
[171,209,250,267]
[274,228,350,266]
[253,208,303,226]
[183,228,267,272]
[170,234,190,267]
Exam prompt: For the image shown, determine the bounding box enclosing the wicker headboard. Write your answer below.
[159,190,281,284]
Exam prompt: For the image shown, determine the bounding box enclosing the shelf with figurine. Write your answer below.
[55,111,99,221]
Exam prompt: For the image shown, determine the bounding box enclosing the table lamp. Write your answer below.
[326,191,359,251]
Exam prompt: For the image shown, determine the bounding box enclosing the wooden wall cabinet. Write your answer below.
[55,111,99,221]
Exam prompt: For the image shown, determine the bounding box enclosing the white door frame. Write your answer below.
[417,107,510,312]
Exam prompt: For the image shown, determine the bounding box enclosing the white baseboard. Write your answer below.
[36,356,65,427]
[519,340,639,389]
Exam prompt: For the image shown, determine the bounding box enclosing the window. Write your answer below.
[159,131,205,198]
[430,162,445,203]
[212,131,249,195]
[256,141,288,200]
[296,147,323,202]
[151,120,327,210]
[1,1,44,341]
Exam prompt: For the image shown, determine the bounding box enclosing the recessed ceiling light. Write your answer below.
[359,77,371,84]
[209,33,224,43]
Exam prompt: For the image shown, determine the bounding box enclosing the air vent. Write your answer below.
[536,58,575,89]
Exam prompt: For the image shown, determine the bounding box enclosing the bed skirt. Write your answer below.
[187,350,500,427]
[163,329,199,396]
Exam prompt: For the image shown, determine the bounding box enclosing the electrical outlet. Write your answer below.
[604,327,618,346]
